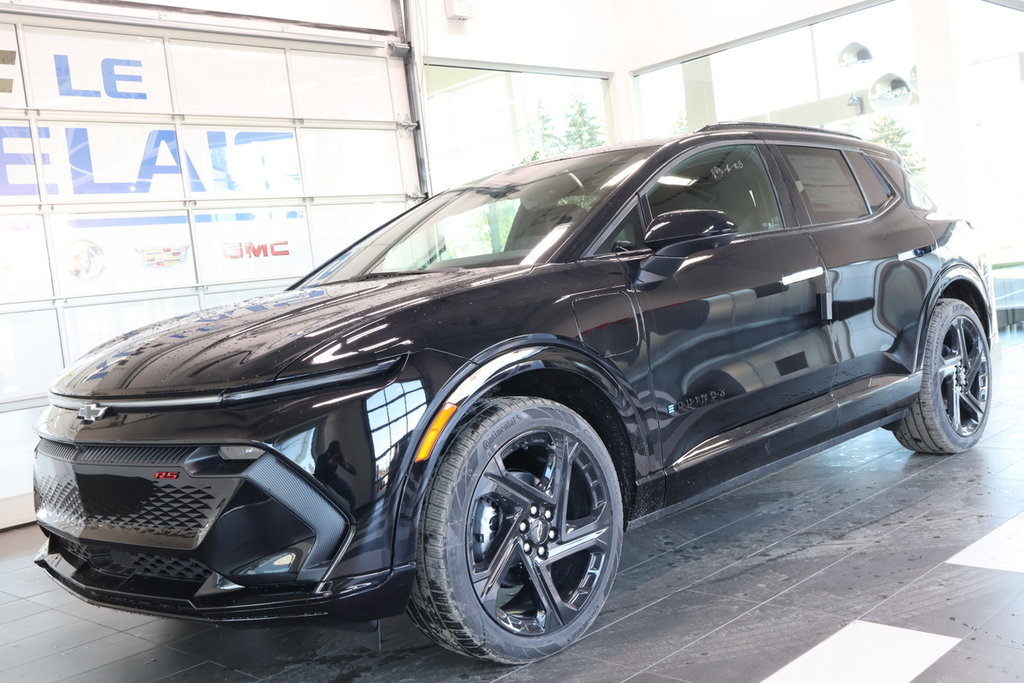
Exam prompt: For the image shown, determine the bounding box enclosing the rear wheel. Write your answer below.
[408,396,623,663]
[895,299,991,454]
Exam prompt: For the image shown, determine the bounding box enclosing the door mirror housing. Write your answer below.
[643,210,738,258]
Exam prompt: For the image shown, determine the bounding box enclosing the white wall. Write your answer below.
[420,0,620,74]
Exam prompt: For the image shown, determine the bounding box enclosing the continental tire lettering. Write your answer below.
[483,415,522,451]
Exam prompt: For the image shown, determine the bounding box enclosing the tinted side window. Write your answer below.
[596,205,645,254]
[874,155,935,210]
[780,146,869,224]
[847,152,892,212]
[645,145,782,235]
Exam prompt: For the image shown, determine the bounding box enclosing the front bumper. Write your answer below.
[36,537,415,622]
[32,437,411,622]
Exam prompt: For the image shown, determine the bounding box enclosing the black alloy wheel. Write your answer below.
[895,298,991,453]
[408,397,623,663]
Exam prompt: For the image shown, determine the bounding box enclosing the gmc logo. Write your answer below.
[223,241,290,259]
[154,471,179,479]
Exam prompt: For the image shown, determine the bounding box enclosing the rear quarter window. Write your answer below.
[873,155,936,210]
[846,152,893,212]
[780,146,869,224]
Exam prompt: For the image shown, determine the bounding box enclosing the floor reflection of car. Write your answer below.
[33,122,994,664]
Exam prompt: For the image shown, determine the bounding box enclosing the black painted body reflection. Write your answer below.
[32,125,995,625]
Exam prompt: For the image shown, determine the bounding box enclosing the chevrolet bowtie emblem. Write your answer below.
[77,403,109,423]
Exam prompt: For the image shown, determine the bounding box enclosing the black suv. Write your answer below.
[33,122,994,663]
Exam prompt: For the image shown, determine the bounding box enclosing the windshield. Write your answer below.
[302,148,652,285]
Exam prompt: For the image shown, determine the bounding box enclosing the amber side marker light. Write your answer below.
[415,403,458,462]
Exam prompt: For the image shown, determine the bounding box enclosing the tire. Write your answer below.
[895,299,992,454]
[407,396,623,663]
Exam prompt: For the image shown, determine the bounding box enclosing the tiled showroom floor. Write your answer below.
[3,346,1024,682]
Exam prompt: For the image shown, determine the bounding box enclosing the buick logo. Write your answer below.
[68,240,105,280]
[77,403,109,423]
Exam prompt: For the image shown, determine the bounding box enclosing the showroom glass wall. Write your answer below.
[0,14,417,523]
[634,0,1024,323]
[424,65,609,191]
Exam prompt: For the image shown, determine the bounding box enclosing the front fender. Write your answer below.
[389,336,653,568]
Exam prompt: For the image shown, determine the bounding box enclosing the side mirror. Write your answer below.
[643,210,738,258]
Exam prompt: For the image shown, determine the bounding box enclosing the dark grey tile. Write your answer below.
[62,645,204,683]
[47,597,160,631]
[914,638,1024,683]
[2,632,157,681]
[162,623,298,665]
[973,589,1024,651]
[0,605,85,647]
[0,527,45,576]
[258,629,500,683]
[647,604,847,683]
[862,563,1024,638]
[573,589,752,669]
[500,649,635,683]
[0,565,59,598]
[154,661,257,682]
[0,619,116,671]
[688,534,866,603]
[166,619,445,680]
[624,673,693,683]
[764,537,963,619]
[126,618,216,646]
[0,596,48,626]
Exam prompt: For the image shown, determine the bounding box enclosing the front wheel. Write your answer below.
[408,397,623,663]
[895,299,992,454]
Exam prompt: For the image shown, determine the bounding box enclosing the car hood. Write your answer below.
[52,270,510,399]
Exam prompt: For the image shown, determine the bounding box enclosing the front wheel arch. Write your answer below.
[407,396,624,663]
[392,343,650,570]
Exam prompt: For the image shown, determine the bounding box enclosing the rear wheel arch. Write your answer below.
[915,267,992,371]
[938,277,991,339]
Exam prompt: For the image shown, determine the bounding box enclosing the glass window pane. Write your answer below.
[23,27,171,113]
[50,211,195,298]
[596,206,645,254]
[780,146,869,224]
[40,122,187,203]
[308,202,406,263]
[711,28,819,120]
[847,152,892,212]
[0,122,40,203]
[0,25,26,109]
[425,66,608,190]
[63,295,199,362]
[192,207,313,284]
[180,126,301,200]
[169,41,291,117]
[0,215,52,302]
[0,310,64,400]
[299,129,404,197]
[646,145,782,235]
[0,407,43,500]
[290,52,393,121]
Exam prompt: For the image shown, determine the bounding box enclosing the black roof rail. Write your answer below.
[696,121,862,140]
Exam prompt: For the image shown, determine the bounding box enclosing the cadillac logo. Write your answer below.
[138,246,189,268]
[76,403,109,423]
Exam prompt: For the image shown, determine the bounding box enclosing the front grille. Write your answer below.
[35,471,217,539]
[57,536,209,583]
[37,439,194,466]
